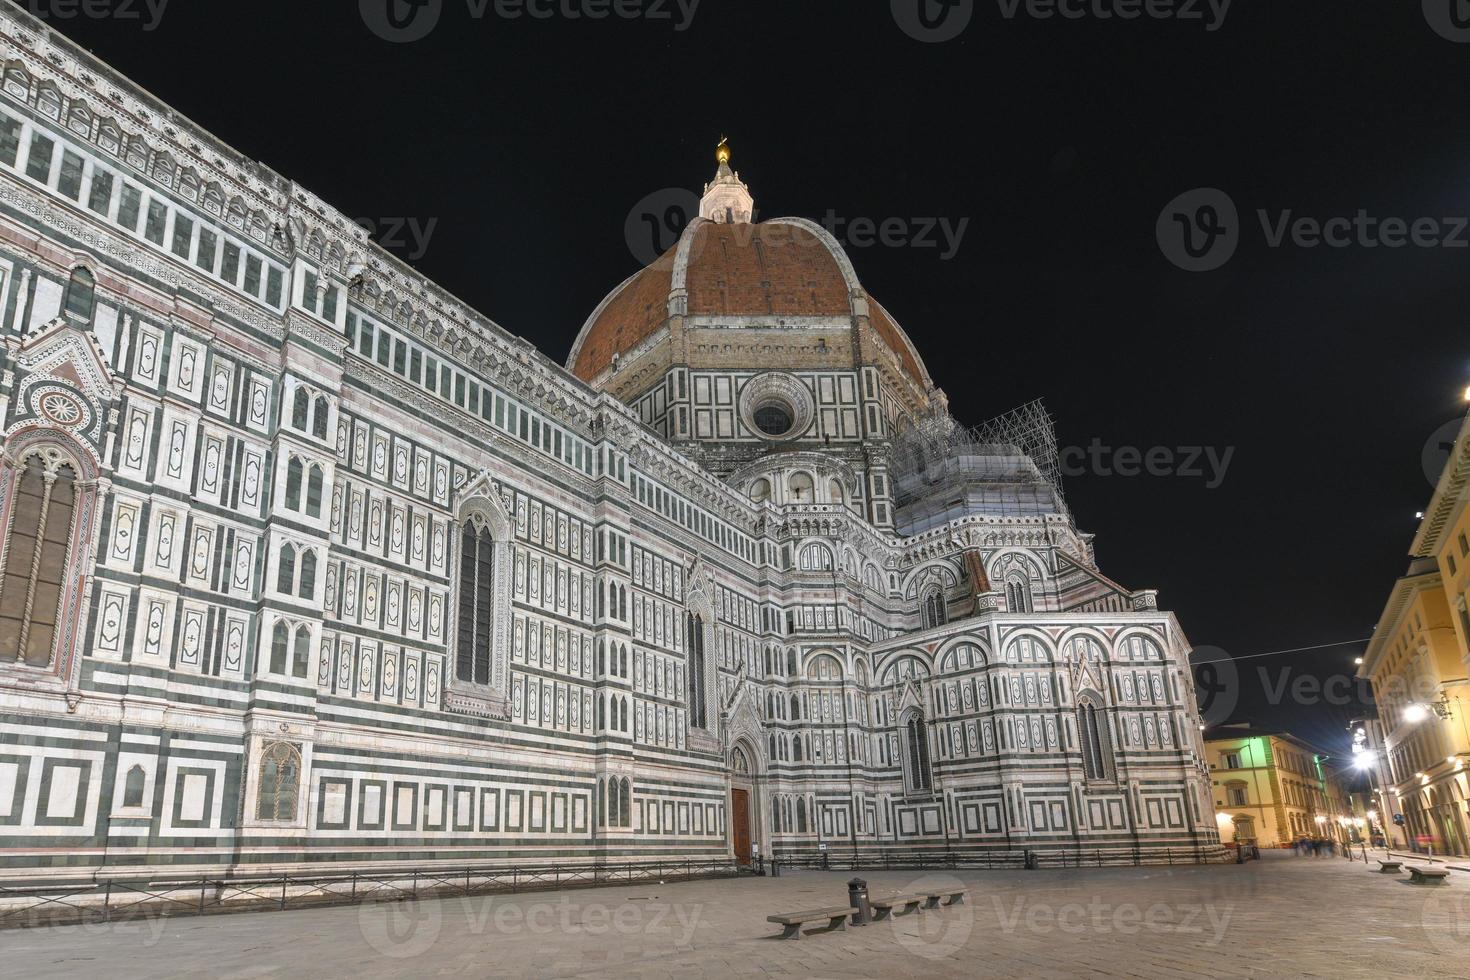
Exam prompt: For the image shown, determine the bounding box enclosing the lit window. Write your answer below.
[0,453,78,666]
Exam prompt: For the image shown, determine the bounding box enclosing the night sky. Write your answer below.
[38,0,1470,758]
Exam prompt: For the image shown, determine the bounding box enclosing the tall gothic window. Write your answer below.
[122,765,146,808]
[901,708,934,793]
[686,612,707,728]
[63,266,95,322]
[920,586,946,630]
[291,387,310,430]
[284,458,303,510]
[1006,575,1033,613]
[457,520,495,685]
[1077,698,1113,780]
[255,741,300,822]
[0,453,78,666]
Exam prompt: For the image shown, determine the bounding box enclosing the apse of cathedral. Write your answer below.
[0,4,1219,877]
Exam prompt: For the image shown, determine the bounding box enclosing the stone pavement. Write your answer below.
[2,851,1468,979]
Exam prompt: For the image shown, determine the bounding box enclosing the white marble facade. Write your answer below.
[0,5,1218,880]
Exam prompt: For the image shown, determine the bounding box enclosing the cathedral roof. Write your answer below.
[566,147,933,392]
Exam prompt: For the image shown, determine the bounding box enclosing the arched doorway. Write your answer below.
[728,741,761,866]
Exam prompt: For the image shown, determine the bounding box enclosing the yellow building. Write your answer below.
[1204,726,1353,846]
[1362,416,1470,855]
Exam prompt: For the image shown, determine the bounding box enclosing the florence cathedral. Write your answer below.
[0,4,1220,879]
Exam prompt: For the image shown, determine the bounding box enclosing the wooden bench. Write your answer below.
[1376,860,1403,874]
[870,894,925,920]
[921,888,970,909]
[766,906,857,940]
[1408,866,1450,885]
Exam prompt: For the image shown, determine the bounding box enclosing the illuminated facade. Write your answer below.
[1205,726,1353,847]
[0,5,1219,880]
[1361,411,1470,854]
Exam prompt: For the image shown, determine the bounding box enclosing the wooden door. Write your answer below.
[731,788,751,865]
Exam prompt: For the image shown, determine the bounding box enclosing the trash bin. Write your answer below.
[848,877,871,926]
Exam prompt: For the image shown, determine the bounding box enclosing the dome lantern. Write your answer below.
[700,137,754,224]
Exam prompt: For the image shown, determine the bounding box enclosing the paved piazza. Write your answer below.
[1,853,1466,979]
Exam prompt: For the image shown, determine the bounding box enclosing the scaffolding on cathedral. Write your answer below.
[889,399,1067,529]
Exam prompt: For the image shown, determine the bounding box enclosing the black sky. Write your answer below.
[36,0,1470,755]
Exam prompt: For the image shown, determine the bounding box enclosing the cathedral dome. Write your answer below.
[566,148,933,404]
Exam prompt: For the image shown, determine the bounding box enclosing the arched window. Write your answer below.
[788,472,814,503]
[291,387,310,430]
[269,621,289,674]
[0,454,78,666]
[64,267,95,322]
[619,645,628,677]
[793,735,803,762]
[798,543,833,572]
[292,625,311,679]
[1006,575,1033,614]
[123,765,146,808]
[1076,698,1113,780]
[687,612,707,729]
[255,741,300,822]
[797,798,808,833]
[750,477,771,503]
[299,549,317,599]
[920,586,946,630]
[305,465,324,518]
[791,693,801,720]
[276,542,296,594]
[606,777,619,827]
[901,709,934,794]
[457,519,495,685]
[619,777,631,827]
[312,396,330,439]
[773,798,782,833]
[284,457,303,510]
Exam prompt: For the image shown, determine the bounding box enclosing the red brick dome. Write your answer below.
[567,216,931,390]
